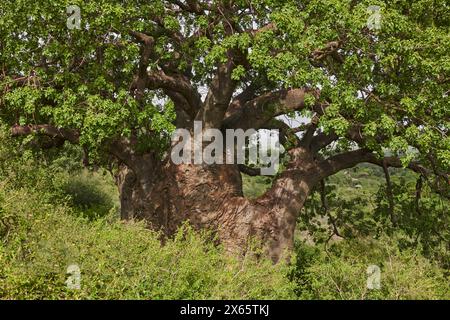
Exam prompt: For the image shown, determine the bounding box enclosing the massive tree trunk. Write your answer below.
[115,146,319,262]
[111,131,427,262]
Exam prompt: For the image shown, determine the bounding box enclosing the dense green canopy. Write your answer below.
[0,0,448,200]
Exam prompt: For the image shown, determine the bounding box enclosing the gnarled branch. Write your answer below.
[10,124,80,144]
[223,88,312,130]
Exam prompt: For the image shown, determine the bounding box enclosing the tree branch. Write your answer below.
[238,164,263,176]
[223,88,311,130]
[310,131,339,153]
[146,69,202,114]
[196,58,237,128]
[317,149,430,180]
[226,83,260,117]
[299,114,320,148]
[10,124,79,144]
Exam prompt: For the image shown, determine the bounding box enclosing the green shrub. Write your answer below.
[0,186,295,300]
[53,169,119,220]
[292,237,450,300]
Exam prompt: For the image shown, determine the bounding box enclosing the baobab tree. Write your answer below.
[1,0,448,261]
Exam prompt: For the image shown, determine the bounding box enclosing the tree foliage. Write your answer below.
[1,1,448,168]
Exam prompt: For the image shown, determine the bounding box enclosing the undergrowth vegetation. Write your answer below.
[0,125,448,299]
[0,186,295,299]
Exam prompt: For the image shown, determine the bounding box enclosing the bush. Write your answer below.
[53,169,119,220]
[292,237,450,300]
[0,186,295,300]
